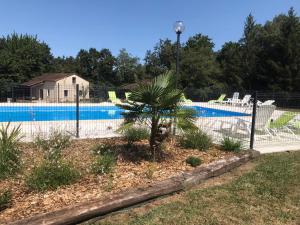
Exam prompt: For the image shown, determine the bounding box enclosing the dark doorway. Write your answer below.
[39,89,43,99]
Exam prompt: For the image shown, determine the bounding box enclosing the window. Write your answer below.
[79,90,83,96]
[47,89,50,97]
[72,77,76,84]
[64,90,68,97]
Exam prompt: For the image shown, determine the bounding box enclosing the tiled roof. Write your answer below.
[22,73,77,86]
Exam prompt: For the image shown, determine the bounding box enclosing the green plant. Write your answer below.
[26,161,80,191]
[186,156,202,167]
[0,123,22,179]
[0,190,12,211]
[92,153,117,175]
[221,137,243,152]
[28,130,78,191]
[117,71,197,160]
[34,130,71,162]
[122,127,149,144]
[180,130,212,151]
[91,143,115,156]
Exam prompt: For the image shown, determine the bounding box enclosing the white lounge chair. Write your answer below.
[248,100,275,110]
[224,92,239,105]
[219,105,276,136]
[258,100,275,106]
[237,94,251,107]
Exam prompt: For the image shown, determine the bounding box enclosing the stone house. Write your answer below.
[21,73,89,102]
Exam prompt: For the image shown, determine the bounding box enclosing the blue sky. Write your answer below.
[0,0,299,60]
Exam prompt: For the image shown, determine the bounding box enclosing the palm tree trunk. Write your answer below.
[149,114,159,161]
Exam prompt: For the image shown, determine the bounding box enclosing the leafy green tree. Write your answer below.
[52,56,77,73]
[115,48,143,84]
[98,48,116,83]
[217,9,300,92]
[238,8,300,92]
[180,34,223,100]
[181,34,218,88]
[258,8,300,91]
[117,71,197,160]
[76,48,115,85]
[239,14,263,90]
[217,42,244,92]
[144,39,176,77]
[0,33,53,91]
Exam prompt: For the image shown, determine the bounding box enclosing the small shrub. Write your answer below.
[179,130,212,151]
[123,127,149,144]
[92,153,117,175]
[221,137,243,152]
[186,156,202,167]
[0,123,22,179]
[0,190,12,211]
[91,143,115,156]
[34,130,71,162]
[26,161,80,191]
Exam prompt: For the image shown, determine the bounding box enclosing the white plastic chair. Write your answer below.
[224,92,240,105]
[237,94,251,107]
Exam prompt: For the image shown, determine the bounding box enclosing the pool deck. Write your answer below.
[0,101,299,153]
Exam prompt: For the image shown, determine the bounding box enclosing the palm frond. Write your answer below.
[116,71,198,153]
[174,108,198,131]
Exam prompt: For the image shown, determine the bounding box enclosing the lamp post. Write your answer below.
[173,21,185,87]
[173,21,185,135]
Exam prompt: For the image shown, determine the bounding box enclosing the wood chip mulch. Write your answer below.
[0,137,235,224]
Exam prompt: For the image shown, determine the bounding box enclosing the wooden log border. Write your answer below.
[9,150,260,225]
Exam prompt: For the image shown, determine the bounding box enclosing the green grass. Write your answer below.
[93,151,300,225]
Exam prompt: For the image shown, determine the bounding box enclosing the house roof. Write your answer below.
[21,73,78,86]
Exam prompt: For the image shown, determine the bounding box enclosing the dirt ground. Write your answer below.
[0,137,236,224]
[84,160,258,225]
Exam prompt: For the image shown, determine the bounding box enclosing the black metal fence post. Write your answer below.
[76,84,79,138]
[250,91,257,149]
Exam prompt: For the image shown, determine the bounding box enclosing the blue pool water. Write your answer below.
[0,106,249,122]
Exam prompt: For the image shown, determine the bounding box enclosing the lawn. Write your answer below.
[93,151,300,225]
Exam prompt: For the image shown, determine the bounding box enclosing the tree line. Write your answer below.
[0,8,299,99]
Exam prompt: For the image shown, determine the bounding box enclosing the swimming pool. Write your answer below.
[0,106,249,122]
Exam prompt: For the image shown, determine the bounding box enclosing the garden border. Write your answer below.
[9,150,260,225]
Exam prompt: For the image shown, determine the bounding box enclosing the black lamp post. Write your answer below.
[172,21,185,135]
[173,21,185,87]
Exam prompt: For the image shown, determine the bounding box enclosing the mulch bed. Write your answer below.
[0,137,236,224]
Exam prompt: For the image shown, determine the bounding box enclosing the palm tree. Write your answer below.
[117,71,197,160]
